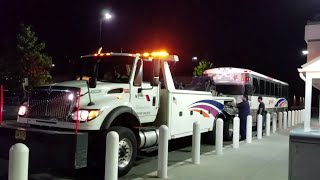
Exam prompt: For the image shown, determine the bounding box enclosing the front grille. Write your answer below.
[27,88,78,120]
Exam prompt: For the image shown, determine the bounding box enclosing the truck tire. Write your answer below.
[223,119,233,141]
[202,123,216,145]
[203,117,232,144]
[98,126,138,177]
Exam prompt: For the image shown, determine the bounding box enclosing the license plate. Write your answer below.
[15,130,26,140]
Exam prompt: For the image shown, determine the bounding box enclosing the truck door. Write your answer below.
[130,59,160,123]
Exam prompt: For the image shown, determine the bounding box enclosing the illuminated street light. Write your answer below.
[104,12,112,20]
[302,50,308,55]
[99,12,113,46]
[192,56,198,61]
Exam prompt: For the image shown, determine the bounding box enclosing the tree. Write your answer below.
[193,60,213,76]
[17,24,53,87]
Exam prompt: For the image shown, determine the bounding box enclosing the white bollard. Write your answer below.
[233,116,240,148]
[192,121,201,164]
[283,111,287,129]
[8,143,29,180]
[292,110,297,126]
[272,113,277,133]
[266,113,271,136]
[105,131,119,180]
[158,125,168,179]
[291,110,295,126]
[246,115,252,144]
[288,111,292,128]
[299,110,302,124]
[278,112,283,130]
[216,118,224,155]
[257,115,263,139]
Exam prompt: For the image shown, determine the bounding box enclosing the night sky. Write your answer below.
[1,0,320,101]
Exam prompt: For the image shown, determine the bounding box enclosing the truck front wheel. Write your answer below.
[99,126,138,177]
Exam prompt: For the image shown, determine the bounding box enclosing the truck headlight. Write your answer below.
[71,110,101,122]
[18,105,27,116]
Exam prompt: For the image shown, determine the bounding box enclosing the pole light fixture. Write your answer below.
[99,11,113,46]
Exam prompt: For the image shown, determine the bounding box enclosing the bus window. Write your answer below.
[259,80,265,95]
[253,78,259,95]
[216,84,244,95]
[275,84,279,96]
[281,86,284,97]
[266,81,270,95]
[271,83,275,96]
[285,86,289,98]
[279,85,283,97]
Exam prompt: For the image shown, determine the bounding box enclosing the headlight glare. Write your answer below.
[18,106,27,116]
[72,109,101,121]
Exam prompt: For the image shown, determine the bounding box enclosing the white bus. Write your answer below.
[204,67,289,125]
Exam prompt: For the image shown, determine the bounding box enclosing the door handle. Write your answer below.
[152,96,156,106]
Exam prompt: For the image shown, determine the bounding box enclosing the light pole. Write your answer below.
[99,12,113,46]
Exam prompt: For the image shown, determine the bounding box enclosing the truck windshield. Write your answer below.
[80,56,134,83]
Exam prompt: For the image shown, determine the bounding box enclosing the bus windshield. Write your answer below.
[79,56,134,83]
[216,84,244,95]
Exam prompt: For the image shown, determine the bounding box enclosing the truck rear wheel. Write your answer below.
[223,119,233,141]
[203,117,233,145]
[98,126,138,177]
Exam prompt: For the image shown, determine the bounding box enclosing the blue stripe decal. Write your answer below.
[189,100,224,110]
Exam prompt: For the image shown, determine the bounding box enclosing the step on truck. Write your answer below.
[0,50,237,177]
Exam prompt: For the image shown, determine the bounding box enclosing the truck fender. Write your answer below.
[217,112,226,120]
[100,106,141,130]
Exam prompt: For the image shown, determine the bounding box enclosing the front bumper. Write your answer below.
[0,123,88,171]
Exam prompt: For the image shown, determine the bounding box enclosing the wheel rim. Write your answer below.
[118,138,133,168]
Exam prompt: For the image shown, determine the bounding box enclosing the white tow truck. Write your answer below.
[0,50,237,176]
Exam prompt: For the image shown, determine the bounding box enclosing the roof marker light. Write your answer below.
[143,53,149,57]
[94,54,98,56]
[152,51,169,57]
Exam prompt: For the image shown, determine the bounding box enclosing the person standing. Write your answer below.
[236,95,250,140]
[257,96,266,135]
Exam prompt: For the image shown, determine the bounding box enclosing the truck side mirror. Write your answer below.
[153,60,160,86]
[88,77,97,88]
[134,60,143,86]
[153,77,159,86]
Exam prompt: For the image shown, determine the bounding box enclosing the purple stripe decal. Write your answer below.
[191,105,219,116]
